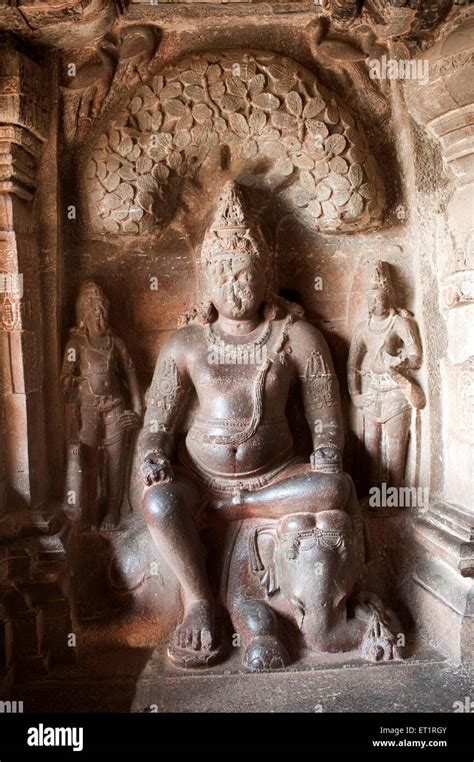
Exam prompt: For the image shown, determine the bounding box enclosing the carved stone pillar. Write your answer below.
[0,42,73,690]
[405,13,474,664]
[0,41,49,512]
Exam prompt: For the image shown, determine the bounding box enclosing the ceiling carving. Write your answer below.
[0,1,462,49]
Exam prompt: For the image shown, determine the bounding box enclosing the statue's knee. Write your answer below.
[142,484,180,525]
[237,600,278,635]
[305,471,351,511]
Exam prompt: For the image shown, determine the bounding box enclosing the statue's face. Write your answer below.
[207,254,266,320]
[83,298,109,335]
[368,288,390,317]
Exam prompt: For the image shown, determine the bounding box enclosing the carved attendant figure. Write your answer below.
[348,261,425,493]
[139,183,399,670]
[61,281,142,530]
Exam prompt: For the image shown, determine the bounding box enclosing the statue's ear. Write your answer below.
[248,525,280,595]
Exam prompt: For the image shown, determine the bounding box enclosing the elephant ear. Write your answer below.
[248,525,280,596]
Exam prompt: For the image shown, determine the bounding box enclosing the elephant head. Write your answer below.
[248,509,363,651]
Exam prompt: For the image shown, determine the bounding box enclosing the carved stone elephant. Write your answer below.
[219,501,402,670]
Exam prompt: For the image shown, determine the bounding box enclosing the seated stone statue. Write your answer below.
[138,182,400,670]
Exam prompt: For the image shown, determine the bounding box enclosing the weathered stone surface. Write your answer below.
[404,7,474,666]
[8,639,474,713]
[348,259,425,496]
[0,0,472,712]
[84,50,385,236]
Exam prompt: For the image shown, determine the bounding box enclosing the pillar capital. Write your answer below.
[0,44,49,202]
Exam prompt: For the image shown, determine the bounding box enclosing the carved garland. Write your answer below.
[85,50,384,236]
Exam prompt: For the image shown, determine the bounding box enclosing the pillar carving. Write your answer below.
[0,42,49,512]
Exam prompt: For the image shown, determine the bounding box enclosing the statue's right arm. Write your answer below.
[347,325,367,406]
[138,333,190,485]
[60,337,81,402]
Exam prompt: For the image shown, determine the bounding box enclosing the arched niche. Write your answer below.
[83,49,385,237]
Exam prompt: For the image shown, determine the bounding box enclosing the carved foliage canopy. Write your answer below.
[84,50,384,236]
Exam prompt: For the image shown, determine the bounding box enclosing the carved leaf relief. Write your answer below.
[85,50,384,235]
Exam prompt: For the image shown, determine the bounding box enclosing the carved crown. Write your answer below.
[369,260,395,298]
[201,182,270,269]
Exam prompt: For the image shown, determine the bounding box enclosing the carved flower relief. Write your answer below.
[85,51,384,235]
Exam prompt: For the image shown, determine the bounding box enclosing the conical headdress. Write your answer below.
[368,260,395,300]
[201,181,270,269]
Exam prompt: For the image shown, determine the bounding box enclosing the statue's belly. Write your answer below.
[80,374,122,399]
[185,417,294,478]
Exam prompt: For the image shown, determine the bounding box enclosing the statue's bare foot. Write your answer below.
[168,600,225,669]
[357,597,403,662]
[175,600,215,651]
[362,628,400,662]
[244,635,290,672]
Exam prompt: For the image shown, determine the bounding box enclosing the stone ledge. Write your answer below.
[415,515,474,578]
[10,640,472,713]
[414,554,473,618]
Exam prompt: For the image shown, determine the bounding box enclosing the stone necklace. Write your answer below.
[368,310,396,335]
[206,320,272,355]
[85,333,112,351]
[204,316,292,447]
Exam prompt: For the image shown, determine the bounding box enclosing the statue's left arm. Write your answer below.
[396,316,422,370]
[289,321,344,468]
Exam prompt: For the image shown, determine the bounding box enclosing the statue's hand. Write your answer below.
[381,349,403,370]
[310,445,342,474]
[389,356,410,373]
[140,455,174,486]
[119,410,141,432]
[62,375,82,403]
